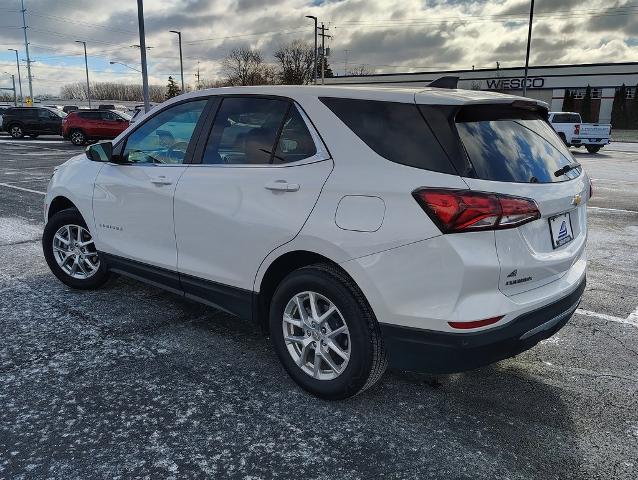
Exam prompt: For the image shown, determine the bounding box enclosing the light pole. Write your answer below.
[109,61,142,73]
[305,15,317,85]
[169,30,184,93]
[8,49,23,106]
[75,40,91,108]
[4,72,17,106]
[136,0,150,113]
[522,0,535,97]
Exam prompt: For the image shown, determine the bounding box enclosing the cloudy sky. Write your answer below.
[0,0,636,96]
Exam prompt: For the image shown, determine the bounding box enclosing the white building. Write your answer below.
[325,62,638,124]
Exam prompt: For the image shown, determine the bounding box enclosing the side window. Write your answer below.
[202,97,289,164]
[101,111,117,121]
[273,106,317,164]
[79,112,99,120]
[320,97,456,174]
[37,109,53,119]
[122,100,207,165]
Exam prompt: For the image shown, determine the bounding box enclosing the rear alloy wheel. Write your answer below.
[270,264,387,400]
[42,208,110,289]
[586,145,601,154]
[9,124,24,139]
[70,130,86,146]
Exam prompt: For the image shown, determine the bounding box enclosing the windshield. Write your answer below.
[456,113,581,183]
[47,108,67,118]
[117,111,132,120]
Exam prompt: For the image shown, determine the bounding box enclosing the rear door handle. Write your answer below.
[150,175,173,186]
[265,181,299,192]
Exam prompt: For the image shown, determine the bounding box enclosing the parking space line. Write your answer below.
[587,206,638,214]
[0,183,46,195]
[575,307,638,327]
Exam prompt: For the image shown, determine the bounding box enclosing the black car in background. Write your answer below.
[1,106,67,139]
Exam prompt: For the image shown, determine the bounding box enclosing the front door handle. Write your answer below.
[150,175,173,186]
[265,181,299,192]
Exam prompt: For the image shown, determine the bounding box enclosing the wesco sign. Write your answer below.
[484,77,545,89]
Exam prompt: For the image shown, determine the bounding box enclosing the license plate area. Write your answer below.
[548,212,574,249]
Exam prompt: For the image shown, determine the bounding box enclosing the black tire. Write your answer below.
[269,264,387,400]
[586,145,601,153]
[28,134,39,139]
[8,124,24,139]
[42,208,110,290]
[70,129,86,146]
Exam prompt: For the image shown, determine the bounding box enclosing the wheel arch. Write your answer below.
[255,250,362,333]
[48,195,79,221]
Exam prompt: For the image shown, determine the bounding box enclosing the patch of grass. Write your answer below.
[611,130,638,143]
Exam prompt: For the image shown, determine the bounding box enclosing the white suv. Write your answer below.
[43,86,589,399]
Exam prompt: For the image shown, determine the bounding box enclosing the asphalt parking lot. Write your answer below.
[0,135,636,479]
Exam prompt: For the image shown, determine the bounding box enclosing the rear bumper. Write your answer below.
[379,277,585,374]
[571,138,610,146]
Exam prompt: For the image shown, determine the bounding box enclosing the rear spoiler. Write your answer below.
[428,76,459,89]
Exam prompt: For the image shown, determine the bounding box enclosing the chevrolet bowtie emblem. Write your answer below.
[571,194,582,206]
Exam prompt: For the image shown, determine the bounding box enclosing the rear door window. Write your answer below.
[455,106,580,183]
[202,97,290,165]
[319,97,455,174]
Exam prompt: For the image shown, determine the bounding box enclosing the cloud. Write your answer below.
[0,0,636,95]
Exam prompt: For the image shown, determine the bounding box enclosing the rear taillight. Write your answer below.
[412,188,541,233]
[574,124,580,135]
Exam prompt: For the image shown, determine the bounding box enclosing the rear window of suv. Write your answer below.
[319,97,455,174]
[455,105,581,183]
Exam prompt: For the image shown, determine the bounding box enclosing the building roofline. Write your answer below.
[334,61,638,79]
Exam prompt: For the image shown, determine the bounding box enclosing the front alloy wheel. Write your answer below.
[52,224,100,279]
[283,291,351,380]
[43,208,110,290]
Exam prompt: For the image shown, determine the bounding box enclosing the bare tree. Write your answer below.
[273,40,314,85]
[221,47,273,86]
[60,81,165,102]
[348,64,375,76]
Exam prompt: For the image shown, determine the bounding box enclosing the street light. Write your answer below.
[305,15,317,85]
[75,40,91,108]
[169,30,184,93]
[3,72,17,106]
[7,49,23,106]
[109,61,142,73]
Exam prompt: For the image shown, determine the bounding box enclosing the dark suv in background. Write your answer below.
[2,106,66,139]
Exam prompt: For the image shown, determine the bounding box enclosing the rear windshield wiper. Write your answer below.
[554,162,581,177]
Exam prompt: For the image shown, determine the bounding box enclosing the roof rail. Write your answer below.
[428,76,459,89]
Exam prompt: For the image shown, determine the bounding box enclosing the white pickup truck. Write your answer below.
[548,112,611,153]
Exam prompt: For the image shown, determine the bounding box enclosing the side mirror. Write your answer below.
[86,141,113,162]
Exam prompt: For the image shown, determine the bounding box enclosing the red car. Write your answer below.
[62,110,130,145]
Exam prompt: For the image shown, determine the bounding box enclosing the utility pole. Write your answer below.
[305,15,317,85]
[8,49,23,106]
[523,0,534,96]
[2,73,17,106]
[317,23,331,85]
[20,0,33,103]
[169,30,184,92]
[75,41,91,108]
[195,61,201,90]
[522,0,535,97]
[344,49,350,76]
[136,0,150,112]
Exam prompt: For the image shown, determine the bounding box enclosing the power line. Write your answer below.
[185,28,308,45]
[28,10,138,35]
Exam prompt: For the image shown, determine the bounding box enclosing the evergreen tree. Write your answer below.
[316,56,334,79]
[165,76,180,99]
[562,89,573,112]
[580,85,592,122]
[631,84,638,129]
[611,84,629,129]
